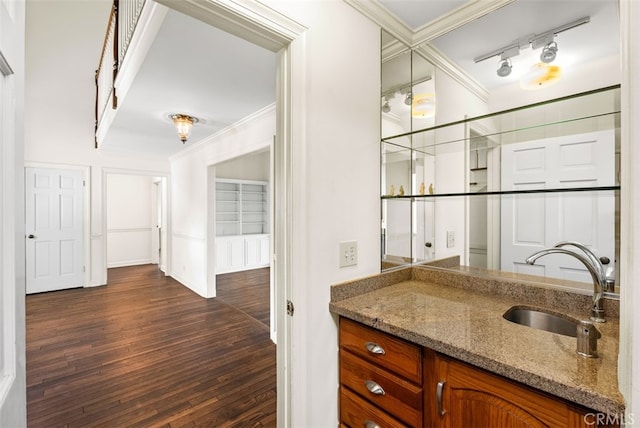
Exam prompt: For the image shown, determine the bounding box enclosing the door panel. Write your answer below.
[26,168,84,294]
[501,130,615,284]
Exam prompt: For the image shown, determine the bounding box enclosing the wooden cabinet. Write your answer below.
[339,318,423,427]
[425,350,617,428]
[339,318,617,428]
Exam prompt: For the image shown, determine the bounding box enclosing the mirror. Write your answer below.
[380,23,621,296]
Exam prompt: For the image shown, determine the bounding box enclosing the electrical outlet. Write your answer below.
[339,241,358,267]
[446,231,455,248]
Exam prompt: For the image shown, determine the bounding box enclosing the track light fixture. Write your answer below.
[474,16,589,80]
[540,41,558,63]
[404,92,412,106]
[382,97,391,113]
[496,58,512,77]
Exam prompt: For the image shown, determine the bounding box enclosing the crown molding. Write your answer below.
[347,0,498,103]
[343,0,413,46]
[412,0,516,45]
[416,43,488,103]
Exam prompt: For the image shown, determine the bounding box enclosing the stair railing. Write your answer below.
[94,0,146,148]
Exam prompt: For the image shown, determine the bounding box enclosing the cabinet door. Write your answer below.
[245,235,270,268]
[431,355,592,428]
[215,237,244,273]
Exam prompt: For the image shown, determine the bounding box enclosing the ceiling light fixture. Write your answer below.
[496,58,512,77]
[169,113,199,144]
[520,63,562,90]
[540,41,558,63]
[412,93,436,118]
[382,96,391,113]
[404,92,412,106]
[474,16,589,79]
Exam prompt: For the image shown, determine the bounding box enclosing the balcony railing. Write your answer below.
[94,0,146,148]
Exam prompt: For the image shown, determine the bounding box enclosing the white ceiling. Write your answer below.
[428,0,620,90]
[100,8,276,159]
[99,0,619,159]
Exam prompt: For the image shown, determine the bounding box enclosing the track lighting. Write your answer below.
[382,97,391,113]
[496,58,512,77]
[540,41,558,63]
[474,16,589,81]
[404,92,412,106]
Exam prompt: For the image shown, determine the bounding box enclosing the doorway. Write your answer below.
[104,172,168,274]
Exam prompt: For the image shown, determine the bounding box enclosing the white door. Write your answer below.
[25,167,84,294]
[501,130,615,284]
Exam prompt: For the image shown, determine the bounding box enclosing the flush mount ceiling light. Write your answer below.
[412,93,436,118]
[169,113,199,144]
[520,63,562,90]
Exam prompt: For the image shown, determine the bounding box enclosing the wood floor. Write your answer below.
[26,265,276,428]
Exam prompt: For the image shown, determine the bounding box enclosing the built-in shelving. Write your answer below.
[215,180,268,237]
[215,179,270,274]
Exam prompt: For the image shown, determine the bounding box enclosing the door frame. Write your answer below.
[101,168,171,282]
[24,162,91,288]
[152,1,306,426]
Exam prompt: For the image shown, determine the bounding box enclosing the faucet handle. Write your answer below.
[599,256,611,265]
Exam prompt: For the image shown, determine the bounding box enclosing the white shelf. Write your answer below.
[215,179,269,237]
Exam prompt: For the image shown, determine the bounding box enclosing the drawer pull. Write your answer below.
[364,420,381,428]
[436,380,446,416]
[365,380,385,396]
[364,341,385,355]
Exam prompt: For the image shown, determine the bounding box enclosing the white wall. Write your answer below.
[619,0,640,421]
[432,68,490,261]
[24,0,170,287]
[0,0,26,425]
[256,2,381,426]
[170,107,276,298]
[106,174,156,268]
[216,150,270,181]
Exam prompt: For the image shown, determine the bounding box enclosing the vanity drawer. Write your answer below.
[341,387,407,428]
[340,350,422,427]
[340,318,422,383]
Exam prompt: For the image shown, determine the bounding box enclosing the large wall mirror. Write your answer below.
[380,0,621,298]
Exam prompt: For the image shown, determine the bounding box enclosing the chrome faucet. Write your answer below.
[525,243,606,323]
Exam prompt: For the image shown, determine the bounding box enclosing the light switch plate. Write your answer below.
[339,241,358,267]
[447,231,455,248]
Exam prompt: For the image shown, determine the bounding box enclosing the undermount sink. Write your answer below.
[503,306,581,337]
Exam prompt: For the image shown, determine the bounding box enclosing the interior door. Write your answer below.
[25,167,84,294]
[500,130,615,284]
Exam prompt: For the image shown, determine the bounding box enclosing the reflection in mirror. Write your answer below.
[381,86,621,296]
[381,30,438,269]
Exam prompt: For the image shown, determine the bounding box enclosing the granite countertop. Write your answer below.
[329,266,624,415]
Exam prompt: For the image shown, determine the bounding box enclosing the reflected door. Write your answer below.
[25,168,84,294]
[500,130,615,285]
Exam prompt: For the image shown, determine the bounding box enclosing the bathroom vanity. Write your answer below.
[330,265,624,427]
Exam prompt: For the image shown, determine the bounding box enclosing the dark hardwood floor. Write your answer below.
[26,265,275,428]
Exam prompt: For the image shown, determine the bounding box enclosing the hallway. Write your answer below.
[26,265,276,427]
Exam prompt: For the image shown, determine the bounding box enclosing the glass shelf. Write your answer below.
[380,85,621,294]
